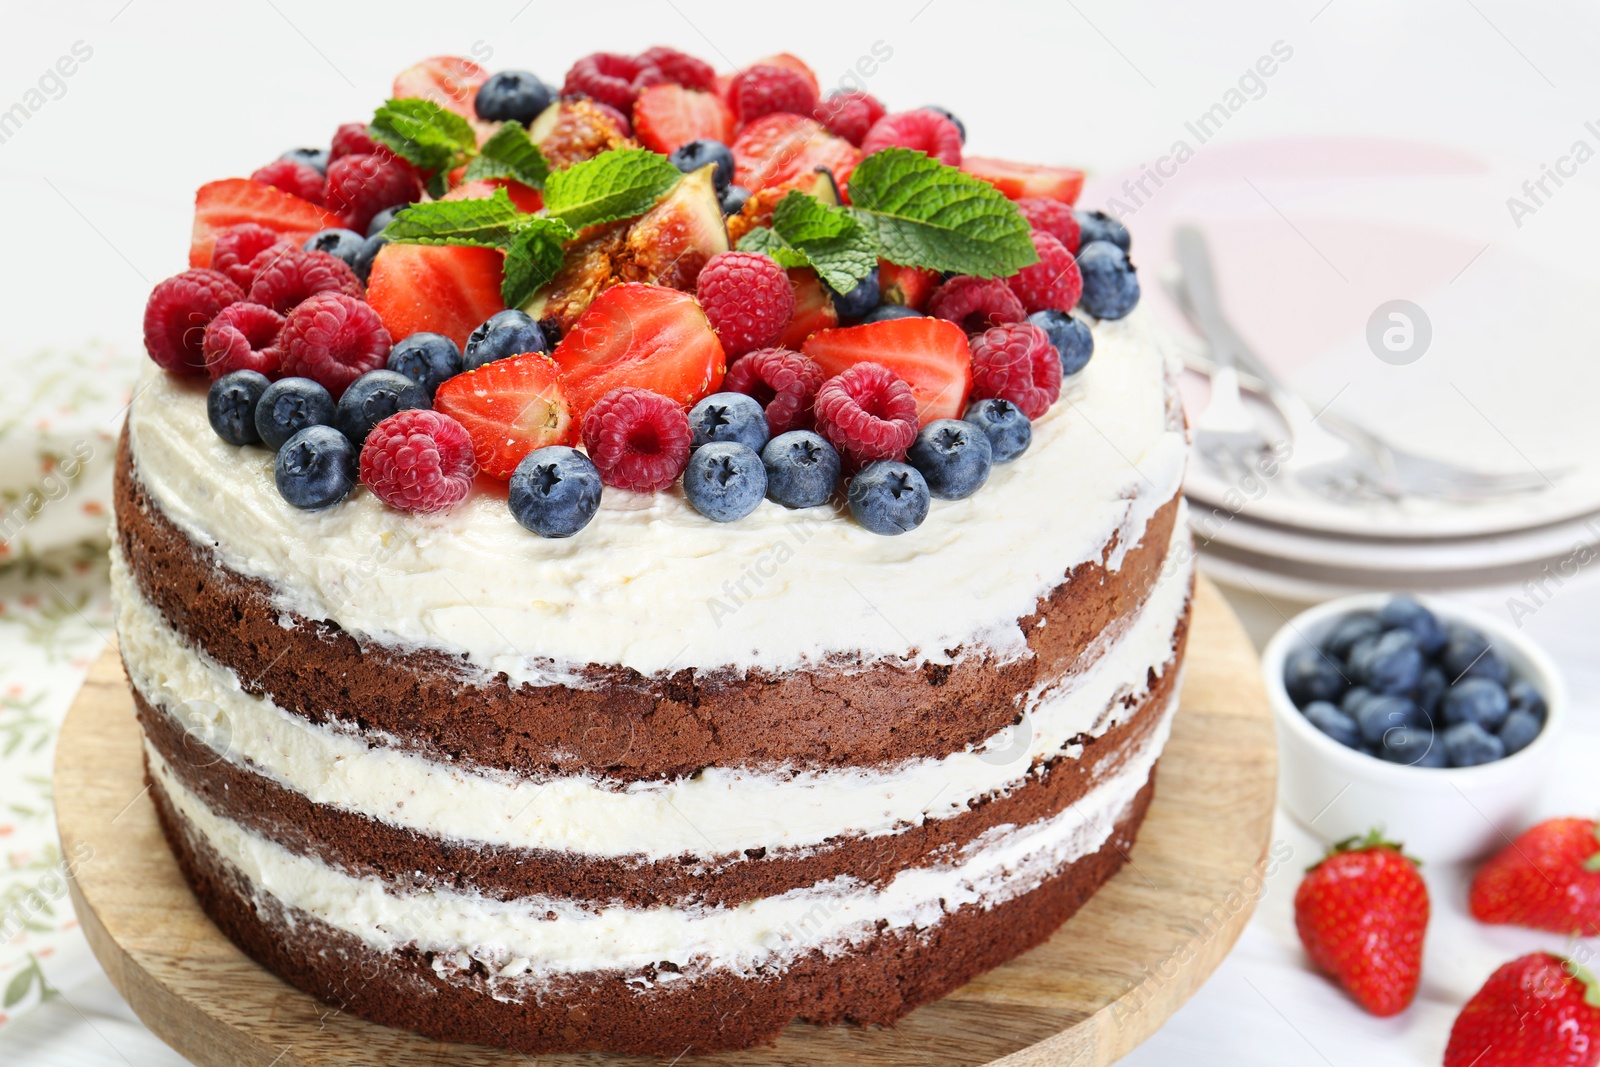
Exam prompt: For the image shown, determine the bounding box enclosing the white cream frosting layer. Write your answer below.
[125,310,1185,683]
[115,525,1189,860]
[149,686,1173,981]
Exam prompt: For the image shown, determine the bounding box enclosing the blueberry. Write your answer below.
[1323,612,1384,660]
[387,332,463,398]
[861,304,922,323]
[1379,595,1447,655]
[720,184,751,216]
[207,370,270,446]
[255,377,336,451]
[1441,625,1509,684]
[848,461,931,535]
[1357,694,1425,747]
[683,442,767,522]
[1340,685,1375,717]
[1076,241,1141,320]
[829,268,881,321]
[474,70,554,126]
[963,398,1031,463]
[1075,209,1131,251]
[1303,701,1360,749]
[1350,629,1423,694]
[761,430,841,509]
[689,392,770,454]
[668,138,735,193]
[302,228,366,269]
[1444,722,1506,767]
[366,206,404,239]
[508,446,602,537]
[280,147,328,174]
[1379,726,1446,768]
[274,425,356,509]
[1413,666,1448,717]
[907,418,992,500]
[1499,709,1542,755]
[353,234,388,284]
[1283,645,1346,705]
[1441,677,1511,732]
[1028,309,1094,377]
[464,309,549,370]
[335,370,430,447]
[1508,678,1547,721]
[921,105,966,143]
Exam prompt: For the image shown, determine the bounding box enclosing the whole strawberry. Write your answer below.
[1471,818,1600,936]
[1445,953,1600,1067]
[1293,830,1429,1016]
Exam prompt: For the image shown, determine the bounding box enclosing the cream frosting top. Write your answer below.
[126,310,1185,682]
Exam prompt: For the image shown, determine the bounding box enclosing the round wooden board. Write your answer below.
[56,576,1275,1067]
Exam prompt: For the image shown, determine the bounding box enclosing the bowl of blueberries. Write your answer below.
[1262,593,1565,863]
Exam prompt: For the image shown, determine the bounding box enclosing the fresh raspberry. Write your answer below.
[813,91,886,147]
[695,251,795,358]
[330,122,382,162]
[813,363,918,468]
[210,223,293,288]
[724,347,826,434]
[202,302,285,379]
[250,159,327,205]
[247,247,365,313]
[730,64,818,126]
[927,275,1028,334]
[1016,196,1081,254]
[277,292,391,400]
[563,52,666,113]
[860,109,963,166]
[1007,231,1083,314]
[969,323,1062,419]
[359,409,477,514]
[142,269,245,375]
[580,387,692,493]
[638,46,716,92]
[325,152,424,234]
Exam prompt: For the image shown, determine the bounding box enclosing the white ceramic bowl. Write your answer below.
[1262,593,1567,864]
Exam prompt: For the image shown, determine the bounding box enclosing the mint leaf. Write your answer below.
[369,99,478,186]
[846,148,1037,278]
[502,218,573,306]
[736,227,811,269]
[542,149,683,229]
[770,191,878,293]
[463,123,550,189]
[383,190,525,248]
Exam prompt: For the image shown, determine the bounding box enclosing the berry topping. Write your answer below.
[720,184,751,216]
[326,152,424,235]
[280,147,329,174]
[803,317,973,424]
[761,430,841,509]
[667,138,736,193]
[202,302,285,379]
[1446,953,1600,1067]
[211,223,293,289]
[1500,708,1542,754]
[563,52,666,113]
[509,446,603,538]
[689,392,770,453]
[143,269,245,375]
[391,56,491,120]
[638,46,716,92]
[464,309,550,371]
[255,377,336,451]
[1075,209,1131,250]
[684,442,767,522]
[207,370,271,447]
[364,206,405,239]
[274,424,357,510]
[968,322,1062,420]
[961,156,1085,203]
[1302,701,1361,748]
[1006,231,1082,314]
[861,304,921,324]
[1441,677,1511,731]
[1076,241,1141,320]
[330,122,382,162]
[1016,197,1081,253]
[777,268,839,348]
[581,386,693,493]
[434,351,572,480]
[813,92,886,147]
[336,369,431,447]
[1442,721,1505,766]
[365,243,506,352]
[722,347,825,435]
[813,362,919,468]
[302,228,367,269]
[927,275,1028,334]
[1469,818,1600,936]
[1377,595,1448,654]
[861,109,963,167]
[474,70,553,126]
[848,460,930,536]
[829,267,880,321]
[696,251,795,358]
[251,159,327,205]
[1442,624,1510,684]
[247,247,366,314]
[386,331,462,397]
[189,178,343,271]
[906,418,993,500]
[277,291,392,400]
[1349,628,1422,693]
[730,64,818,126]
[358,408,476,514]
[633,86,734,157]
[1029,310,1093,376]
[878,262,940,312]
[920,105,967,143]
[731,114,861,194]
[963,398,1032,464]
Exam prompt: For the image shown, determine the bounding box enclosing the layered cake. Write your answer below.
[114,49,1190,1054]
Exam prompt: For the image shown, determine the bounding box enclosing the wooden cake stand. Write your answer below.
[55,577,1276,1066]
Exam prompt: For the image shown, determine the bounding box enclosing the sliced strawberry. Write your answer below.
[732,114,861,195]
[551,283,725,422]
[777,268,837,349]
[392,55,490,120]
[434,352,573,479]
[365,243,505,351]
[961,156,1085,204]
[878,261,941,311]
[442,178,544,213]
[632,84,735,155]
[803,317,973,425]
[190,178,343,269]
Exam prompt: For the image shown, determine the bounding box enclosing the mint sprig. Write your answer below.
[736,191,878,293]
[383,190,575,306]
[737,227,812,269]
[846,148,1037,278]
[368,99,480,196]
[542,149,683,230]
[463,123,550,190]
